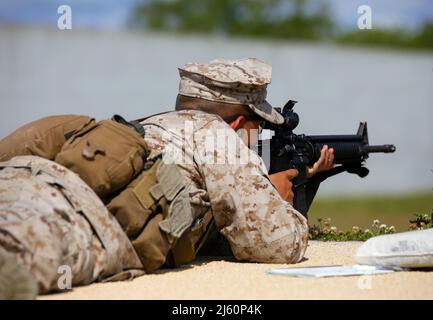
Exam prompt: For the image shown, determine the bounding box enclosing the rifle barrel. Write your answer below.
[366,144,396,153]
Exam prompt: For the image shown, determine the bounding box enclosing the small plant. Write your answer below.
[308,217,396,241]
[409,208,433,230]
[309,208,433,241]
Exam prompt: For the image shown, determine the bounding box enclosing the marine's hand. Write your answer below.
[269,169,298,204]
[307,145,335,178]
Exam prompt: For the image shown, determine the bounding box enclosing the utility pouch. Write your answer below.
[107,158,197,272]
[0,115,95,161]
[55,119,148,198]
[171,210,214,265]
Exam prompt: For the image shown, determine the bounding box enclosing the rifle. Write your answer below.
[258,100,396,219]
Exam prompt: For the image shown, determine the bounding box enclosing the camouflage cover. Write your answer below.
[0,156,143,293]
[178,58,284,124]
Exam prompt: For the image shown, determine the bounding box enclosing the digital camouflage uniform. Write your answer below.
[140,58,309,263]
[0,156,143,295]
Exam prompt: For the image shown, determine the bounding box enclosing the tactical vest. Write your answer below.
[52,116,213,270]
[0,114,213,272]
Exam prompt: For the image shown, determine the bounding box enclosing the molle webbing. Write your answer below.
[108,158,213,271]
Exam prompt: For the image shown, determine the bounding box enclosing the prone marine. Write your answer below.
[0,58,335,298]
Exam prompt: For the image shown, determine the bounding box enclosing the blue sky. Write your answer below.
[0,0,432,31]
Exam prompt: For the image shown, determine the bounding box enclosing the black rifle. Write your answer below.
[258,100,396,219]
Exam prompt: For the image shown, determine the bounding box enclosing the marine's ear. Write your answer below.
[228,115,246,130]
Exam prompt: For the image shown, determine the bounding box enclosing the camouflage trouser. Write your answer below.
[0,156,143,294]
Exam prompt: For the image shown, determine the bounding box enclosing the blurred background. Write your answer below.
[0,0,432,230]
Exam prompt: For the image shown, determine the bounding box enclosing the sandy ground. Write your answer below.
[41,241,433,300]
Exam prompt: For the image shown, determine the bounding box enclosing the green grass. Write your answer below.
[308,192,433,232]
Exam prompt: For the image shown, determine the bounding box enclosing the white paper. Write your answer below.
[267,265,396,278]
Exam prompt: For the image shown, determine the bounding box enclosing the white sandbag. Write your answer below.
[355,228,433,268]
